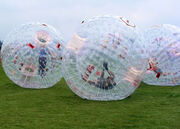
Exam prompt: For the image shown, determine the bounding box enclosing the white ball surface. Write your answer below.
[63,16,147,101]
[143,24,180,86]
[1,23,65,88]
[0,41,2,58]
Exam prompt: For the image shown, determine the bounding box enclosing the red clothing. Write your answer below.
[156,72,161,78]
[147,62,157,71]
[148,62,161,79]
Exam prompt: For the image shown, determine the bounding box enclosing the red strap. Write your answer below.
[57,43,61,48]
[96,71,100,76]
[28,43,35,49]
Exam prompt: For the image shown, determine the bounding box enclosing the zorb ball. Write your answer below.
[62,16,147,101]
[143,24,180,86]
[1,23,64,88]
[0,41,2,59]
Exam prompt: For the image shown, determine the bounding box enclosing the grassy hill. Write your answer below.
[0,64,180,129]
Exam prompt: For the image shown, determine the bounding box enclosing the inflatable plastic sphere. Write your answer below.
[0,40,2,58]
[143,24,180,86]
[0,41,2,51]
[1,23,64,88]
[62,16,147,101]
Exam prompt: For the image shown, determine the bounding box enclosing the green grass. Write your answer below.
[0,64,180,129]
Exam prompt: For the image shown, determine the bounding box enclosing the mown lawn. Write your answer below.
[0,64,180,129]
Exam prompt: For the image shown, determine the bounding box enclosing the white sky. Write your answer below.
[0,0,180,40]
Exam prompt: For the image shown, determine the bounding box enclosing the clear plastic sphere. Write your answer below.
[1,23,64,88]
[0,40,2,58]
[143,24,180,86]
[0,41,2,51]
[63,16,147,101]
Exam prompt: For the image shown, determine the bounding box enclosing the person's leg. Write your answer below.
[100,71,104,78]
[42,57,47,76]
[103,62,108,71]
[107,70,115,78]
[81,74,87,82]
[87,80,96,86]
[39,57,47,77]
[155,68,162,78]
[156,72,161,78]
[38,57,42,76]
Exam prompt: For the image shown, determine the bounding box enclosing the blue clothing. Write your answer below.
[38,48,48,77]
[39,48,48,57]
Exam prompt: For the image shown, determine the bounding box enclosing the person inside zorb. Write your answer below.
[147,57,163,78]
[81,62,116,90]
[1,23,64,88]
[20,30,56,78]
[143,24,180,86]
[36,30,51,77]
[63,15,147,100]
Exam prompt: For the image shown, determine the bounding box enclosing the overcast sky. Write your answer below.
[0,0,180,41]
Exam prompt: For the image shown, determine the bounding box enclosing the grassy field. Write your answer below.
[0,64,180,129]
